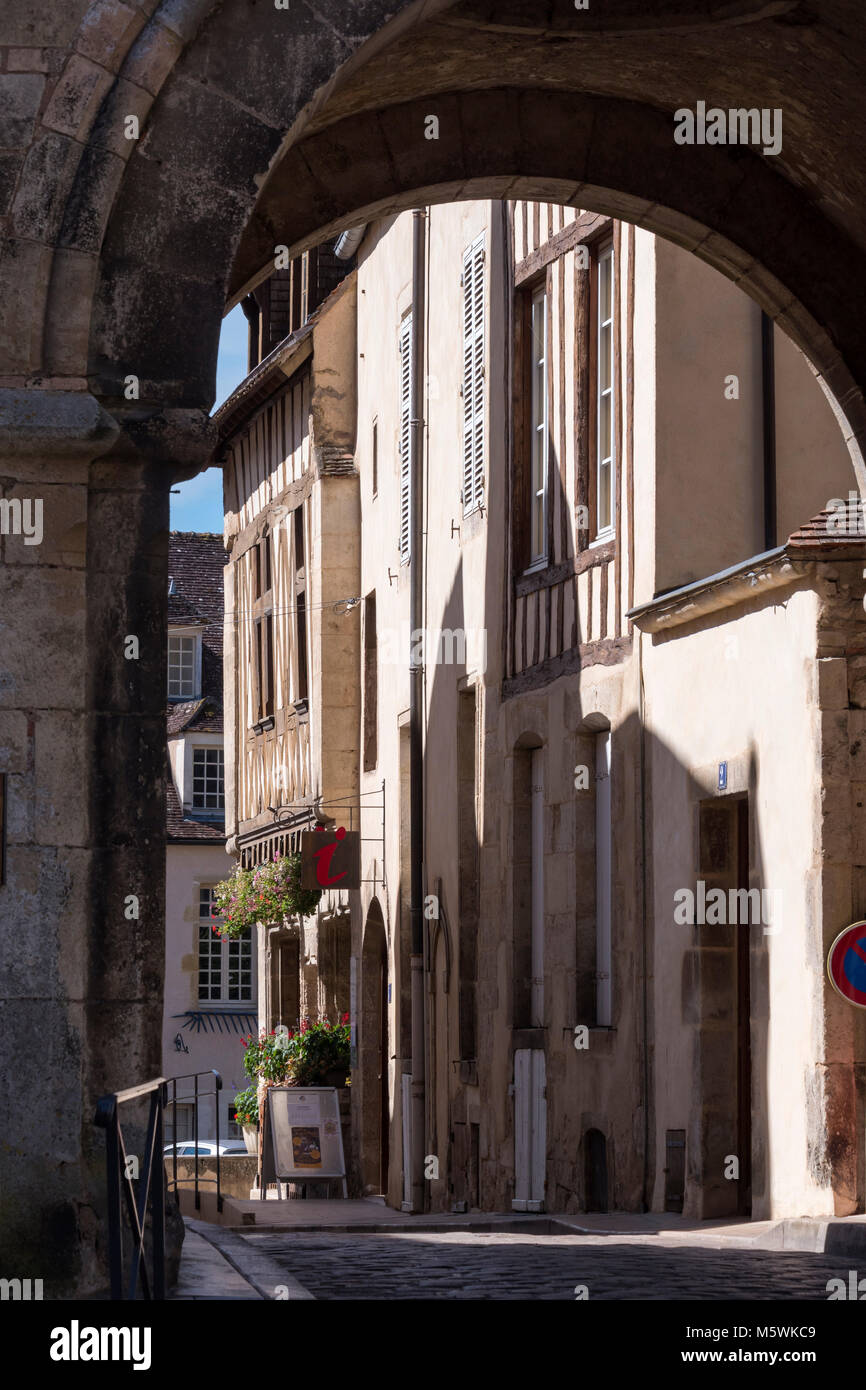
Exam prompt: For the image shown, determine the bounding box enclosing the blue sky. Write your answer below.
[170,303,247,534]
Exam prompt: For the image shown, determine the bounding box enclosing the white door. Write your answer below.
[513,1048,546,1211]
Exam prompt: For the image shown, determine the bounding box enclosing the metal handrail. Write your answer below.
[164,1069,223,1214]
[94,1078,167,1301]
[94,1068,223,1300]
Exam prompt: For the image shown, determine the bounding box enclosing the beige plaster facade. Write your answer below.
[221,197,865,1222]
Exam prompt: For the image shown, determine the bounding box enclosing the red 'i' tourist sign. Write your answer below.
[827,921,866,1008]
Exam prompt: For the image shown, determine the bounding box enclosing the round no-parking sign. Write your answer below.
[827,922,866,1008]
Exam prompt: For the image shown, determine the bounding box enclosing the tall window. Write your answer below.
[363,591,378,772]
[399,313,413,564]
[192,747,224,812]
[595,730,612,1025]
[372,417,379,498]
[250,535,274,724]
[168,633,197,699]
[198,888,253,1002]
[512,740,545,1029]
[594,244,615,539]
[294,504,308,704]
[462,235,486,516]
[529,287,548,567]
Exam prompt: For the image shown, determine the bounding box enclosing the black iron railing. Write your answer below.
[164,1069,224,1215]
[94,1078,167,1301]
[94,1068,223,1300]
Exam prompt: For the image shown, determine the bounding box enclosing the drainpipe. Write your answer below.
[638,631,651,1210]
[761,312,776,551]
[408,208,427,1213]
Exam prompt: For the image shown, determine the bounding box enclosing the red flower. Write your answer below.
[341,1012,349,1024]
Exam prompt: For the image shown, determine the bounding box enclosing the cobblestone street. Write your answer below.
[240,1230,859,1300]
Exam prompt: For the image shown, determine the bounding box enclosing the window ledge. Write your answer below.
[590,528,615,548]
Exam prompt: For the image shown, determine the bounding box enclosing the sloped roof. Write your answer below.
[166,531,226,707]
[166,533,227,835]
[787,505,866,556]
[166,780,226,844]
[167,697,224,736]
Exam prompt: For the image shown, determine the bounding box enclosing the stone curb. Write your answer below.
[185,1218,316,1300]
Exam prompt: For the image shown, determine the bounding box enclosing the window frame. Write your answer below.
[399,311,413,565]
[248,535,275,727]
[190,745,225,815]
[462,233,487,518]
[589,239,616,545]
[167,627,202,701]
[519,277,550,574]
[197,886,254,1004]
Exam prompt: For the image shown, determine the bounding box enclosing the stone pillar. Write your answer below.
[0,390,213,1295]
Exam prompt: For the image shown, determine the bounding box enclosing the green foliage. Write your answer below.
[232,1084,259,1128]
[290,1016,351,1087]
[242,1031,294,1084]
[241,1015,351,1088]
[212,852,322,939]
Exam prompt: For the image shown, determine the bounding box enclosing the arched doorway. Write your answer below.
[360,900,389,1196]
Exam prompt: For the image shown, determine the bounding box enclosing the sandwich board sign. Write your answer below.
[260,1087,347,1198]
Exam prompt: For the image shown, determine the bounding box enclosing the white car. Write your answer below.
[163,1140,248,1157]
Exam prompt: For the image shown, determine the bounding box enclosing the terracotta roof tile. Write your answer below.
[166,779,226,843]
[168,532,226,701]
[787,505,866,556]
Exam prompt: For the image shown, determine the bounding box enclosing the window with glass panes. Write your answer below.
[192,747,224,810]
[529,287,548,566]
[198,887,253,1002]
[595,244,615,538]
[198,887,223,999]
[168,634,196,698]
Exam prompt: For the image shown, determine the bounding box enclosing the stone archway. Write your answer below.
[3,0,866,1291]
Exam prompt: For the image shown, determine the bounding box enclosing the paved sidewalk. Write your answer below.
[171,1218,316,1300]
[170,1225,262,1300]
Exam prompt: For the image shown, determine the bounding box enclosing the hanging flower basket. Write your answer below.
[212,853,322,939]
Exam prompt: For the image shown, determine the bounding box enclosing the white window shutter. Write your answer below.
[400,315,412,563]
[462,237,486,516]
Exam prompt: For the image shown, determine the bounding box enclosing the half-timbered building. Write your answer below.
[220,200,866,1221]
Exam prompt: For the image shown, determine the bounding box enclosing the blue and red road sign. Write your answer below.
[827,921,866,1008]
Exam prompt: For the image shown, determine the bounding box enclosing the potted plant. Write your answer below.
[288,1015,351,1088]
[212,853,322,940]
[240,1016,351,1091]
[232,1084,259,1155]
